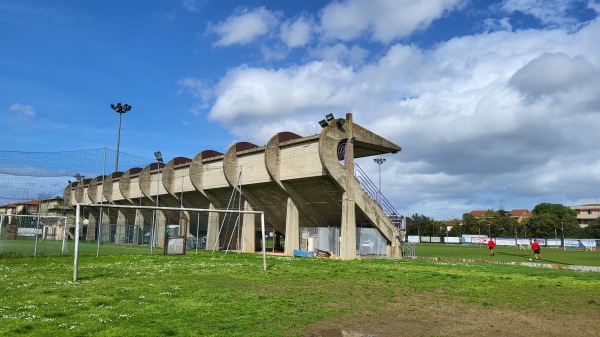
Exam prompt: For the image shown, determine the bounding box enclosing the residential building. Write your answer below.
[570,204,600,227]
[468,209,532,223]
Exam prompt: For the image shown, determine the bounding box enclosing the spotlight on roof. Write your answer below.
[325,113,334,122]
[154,151,163,163]
[319,119,328,128]
[337,118,345,126]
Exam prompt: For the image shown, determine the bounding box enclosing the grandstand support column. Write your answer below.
[205,204,219,251]
[100,208,110,242]
[284,197,300,256]
[117,210,127,244]
[155,210,165,248]
[241,200,256,253]
[87,212,98,241]
[391,228,403,259]
[340,192,357,260]
[340,113,357,260]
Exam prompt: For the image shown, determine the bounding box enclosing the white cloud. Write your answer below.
[182,0,199,12]
[177,1,600,219]
[309,43,369,66]
[280,16,312,48]
[483,17,513,32]
[501,0,585,28]
[210,7,280,46]
[208,61,360,124]
[319,0,464,43]
[200,12,600,218]
[10,103,36,119]
[509,52,600,99]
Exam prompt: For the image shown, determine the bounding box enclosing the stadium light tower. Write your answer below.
[110,102,132,172]
[154,151,163,207]
[373,158,386,192]
[561,221,565,251]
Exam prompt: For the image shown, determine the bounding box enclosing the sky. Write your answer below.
[1,0,600,220]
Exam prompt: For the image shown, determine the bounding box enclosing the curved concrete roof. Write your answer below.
[162,157,192,199]
[139,162,165,201]
[119,167,143,203]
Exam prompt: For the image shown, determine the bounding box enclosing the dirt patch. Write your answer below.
[300,295,600,336]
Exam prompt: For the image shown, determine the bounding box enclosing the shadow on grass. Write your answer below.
[495,252,571,265]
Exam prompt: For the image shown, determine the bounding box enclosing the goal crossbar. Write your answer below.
[73,203,267,281]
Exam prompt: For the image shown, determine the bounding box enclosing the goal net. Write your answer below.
[0,214,68,256]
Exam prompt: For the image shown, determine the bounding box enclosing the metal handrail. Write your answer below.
[354,163,404,230]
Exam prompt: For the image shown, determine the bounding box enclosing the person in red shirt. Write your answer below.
[487,239,496,256]
[531,239,541,262]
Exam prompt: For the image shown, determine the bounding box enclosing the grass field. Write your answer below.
[412,243,600,266]
[1,247,599,336]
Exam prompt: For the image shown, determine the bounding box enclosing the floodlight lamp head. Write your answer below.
[319,119,328,128]
[325,113,334,122]
[337,118,345,126]
[154,151,163,163]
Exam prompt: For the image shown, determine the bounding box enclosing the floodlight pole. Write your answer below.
[561,222,565,251]
[373,158,386,203]
[111,102,132,172]
[152,151,163,252]
[373,158,386,192]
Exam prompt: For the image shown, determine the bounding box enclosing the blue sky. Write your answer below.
[1,0,600,220]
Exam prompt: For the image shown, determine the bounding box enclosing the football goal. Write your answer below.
[72,203,267,281]
[0,213,69,256]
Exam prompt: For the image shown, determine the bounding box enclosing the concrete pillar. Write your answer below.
[340,192,357,260]
[339,113,357,260]
[284,197,300,256]
[241,200,256,253]
[100,208,110,242]
[134,209,145,245]
[391,228,403,259]
[205,204,219,251]
[116,210,127,244]
[155,210,165,248]
[86,213,98,241]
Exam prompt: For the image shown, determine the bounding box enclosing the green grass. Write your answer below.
[0,240,153,257]
[1,251,599,336]
[412,243,600,266]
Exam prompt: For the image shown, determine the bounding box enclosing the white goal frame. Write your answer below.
[73,203,267,281]
[0,213,69,256]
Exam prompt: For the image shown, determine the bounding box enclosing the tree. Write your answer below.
[532,203,576,220]
[530,203,579,238]
[581,223,600,239]
[461,213,478,235]
[407,213,434,236]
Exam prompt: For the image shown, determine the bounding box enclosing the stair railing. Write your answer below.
[354,163,405,230]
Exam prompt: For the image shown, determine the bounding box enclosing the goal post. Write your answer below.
[73,203,267,281]
[0,213,69,257]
